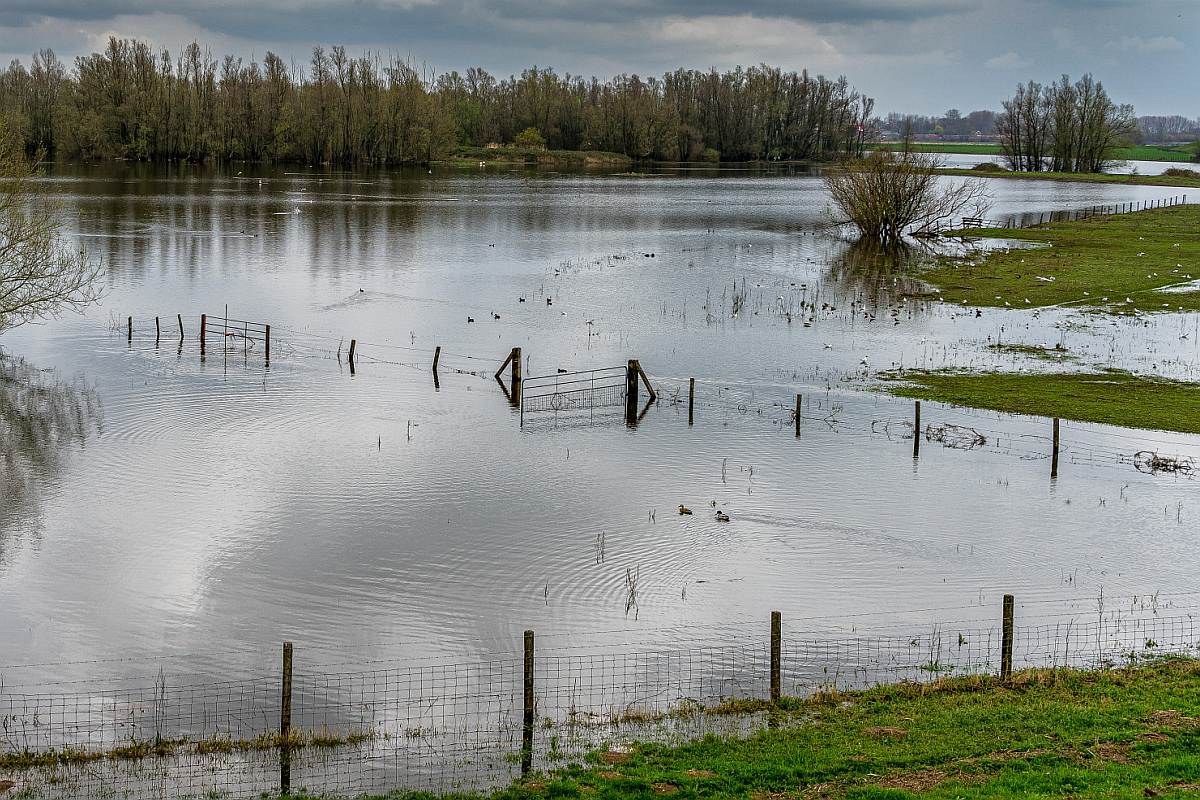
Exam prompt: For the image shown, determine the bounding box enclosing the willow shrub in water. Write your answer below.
[824,151,991,248]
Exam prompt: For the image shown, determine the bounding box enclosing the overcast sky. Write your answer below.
[0,0,1195,115]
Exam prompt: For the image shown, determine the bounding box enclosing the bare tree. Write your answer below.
[998,74,1134,173]
[0,128,102,333]
[824,151,991,248]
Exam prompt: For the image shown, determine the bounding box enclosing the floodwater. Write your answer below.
[2,162,1199,695]
[925,150,1193,176]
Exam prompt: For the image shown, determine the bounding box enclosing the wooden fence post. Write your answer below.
[280,641,293,794]
[1001,595,1014,681]
[521,630,535,776]
[794,394,802,437]
[770,611,782,703]
[1051,417,1060,479]
[348,339,357,374]
[688,377,695,425]
[155,316,160,344]
[177,314,184,343]
[913,401,921,459]
[127,316,132,343]
[200,314,207,356]
[265,325,271,363]
[625,359,639,425]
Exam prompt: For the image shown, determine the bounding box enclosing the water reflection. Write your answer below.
[0,349,102,560]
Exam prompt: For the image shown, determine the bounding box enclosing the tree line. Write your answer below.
[0,38,873,165]
[996,74,1135,173]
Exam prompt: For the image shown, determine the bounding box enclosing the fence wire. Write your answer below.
[3,609,1198,799]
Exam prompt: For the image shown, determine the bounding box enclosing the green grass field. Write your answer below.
[922,204,1200,312]
[874,141,1197,163]
[879,369,1200,435]
[289,659,1200,800]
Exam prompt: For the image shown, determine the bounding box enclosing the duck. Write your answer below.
[715,511,730,522]
[546,297,553,306]
[678,505,693,515]
[467,316,475,323]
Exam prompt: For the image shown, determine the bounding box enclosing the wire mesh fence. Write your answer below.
[3,603,1198,799]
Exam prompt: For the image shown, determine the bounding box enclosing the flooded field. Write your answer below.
[1,163,1199,794]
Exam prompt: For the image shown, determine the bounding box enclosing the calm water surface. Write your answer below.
[1,163,1198,688]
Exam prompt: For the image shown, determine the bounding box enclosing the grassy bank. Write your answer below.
[921,204,1200,312]
[876,141,1197,163]
[293,659,1200,800]
[442,146,632,167]
[880,369,1200,435]
[936,167,1200,189]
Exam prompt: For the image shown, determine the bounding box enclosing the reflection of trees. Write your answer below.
[0,349,102,555]
[824,237,936,307]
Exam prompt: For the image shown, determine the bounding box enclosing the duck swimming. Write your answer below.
[715,511,730,522]
[678,505,693,515]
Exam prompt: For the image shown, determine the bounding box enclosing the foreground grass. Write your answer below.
[876,141,1197,163]
[922,204,1200,312]
[880,369,1200,435]
[292,660,1200,800]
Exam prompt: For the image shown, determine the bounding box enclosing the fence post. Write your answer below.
[511,346,522,392]
[200,314,207,356]
[177,314,184,343]
[280,641,293,794]
[1001,595,1014,681]
[688,377,695,425]
[625,359,639,425]
[265,325,271,363]
[521,630,534,776]
[1051,417,1060,479]
[912,401,921,459]
[433,346,441,375]
[770,611,782,703]
[348,339,357,375]
[155,316,160,344]
[795,394,802,437]
[127,316,132,343]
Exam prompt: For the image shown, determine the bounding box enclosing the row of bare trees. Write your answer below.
[0,39,873,165]
[997,74,1135,173]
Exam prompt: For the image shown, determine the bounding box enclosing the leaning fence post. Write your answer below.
[1051,417,1060,479]
[912,401,921,459]
[688,377,695,425]
[1001,595,1014,681]
[625,359,639,425]
[280,641,293,794]
[348,339,357,375]
[770,611,782,703]
[521,630,535,776]
[177,314,184,344]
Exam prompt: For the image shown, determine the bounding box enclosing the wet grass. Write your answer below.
[286,659,1200,799]
[0,726,375,771]
[985,342,1073,361]
[880,368,1200,434]
[443,147,632,167]
[936,168,1200,188]
[923,204,1200,312]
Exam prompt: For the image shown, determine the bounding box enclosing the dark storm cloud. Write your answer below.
[0,0,975,41]
[0,0,1194,113]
